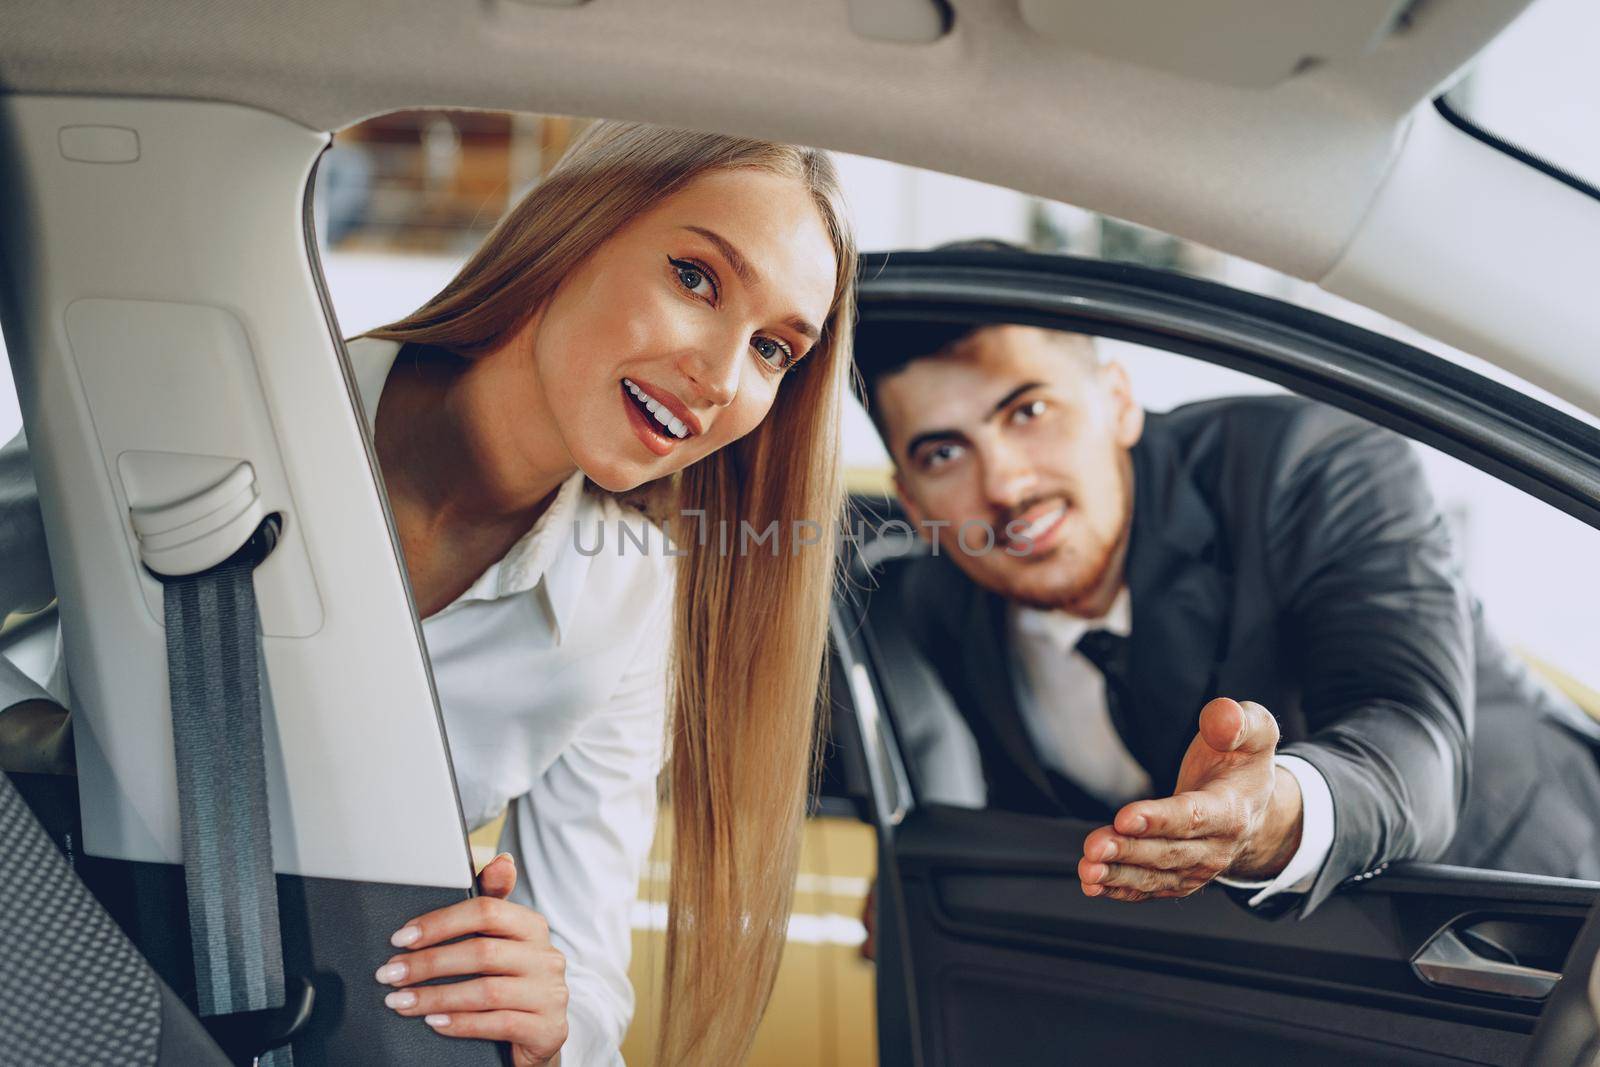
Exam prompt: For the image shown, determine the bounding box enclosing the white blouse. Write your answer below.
[349,338,675,1067]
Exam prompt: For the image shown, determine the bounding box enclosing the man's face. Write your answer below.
[876,325,1144,615]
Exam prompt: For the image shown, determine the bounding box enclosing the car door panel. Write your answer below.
[895,804,1588,1065]
[843,607,1594,1066]
[844,251,1600,1066]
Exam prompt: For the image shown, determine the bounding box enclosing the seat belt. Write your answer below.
[152,512,304,1067]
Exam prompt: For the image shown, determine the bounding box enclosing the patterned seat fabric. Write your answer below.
[0,767,225,1066]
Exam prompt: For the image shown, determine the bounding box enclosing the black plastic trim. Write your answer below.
[894,806,1597,1033]
[156,978,232,1065]
[828,611,924,1067]
[1433,95,1600,206]
[1362,863,1600,908]
[79,854,507,1066]
[200,975,315,1063]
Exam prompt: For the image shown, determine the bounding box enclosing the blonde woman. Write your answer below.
[351,121,856,1066]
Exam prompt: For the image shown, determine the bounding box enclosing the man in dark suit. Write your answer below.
[860,319,1600,914]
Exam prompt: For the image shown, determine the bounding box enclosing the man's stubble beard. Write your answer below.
[1005,454,1134,617]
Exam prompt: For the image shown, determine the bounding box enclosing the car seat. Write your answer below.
[0,684,231,1065]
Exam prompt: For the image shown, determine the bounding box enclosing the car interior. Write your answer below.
[1,0,1598,1064]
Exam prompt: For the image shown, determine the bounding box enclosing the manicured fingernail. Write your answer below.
[497,851,515,869]
[374,962,408,984]
[1128,815,1148,833]
[1098,839,1118,860]
[425,1014,451,1028]
[390,925,421,948]
[1083,882,1102,897]
[385,991,417,1010]
[1085,863,1107,882]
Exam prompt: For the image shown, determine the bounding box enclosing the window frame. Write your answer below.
[856,249,1600,533]
[1432,95,1600,208]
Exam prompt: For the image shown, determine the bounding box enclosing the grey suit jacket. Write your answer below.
[898,396,1600,913]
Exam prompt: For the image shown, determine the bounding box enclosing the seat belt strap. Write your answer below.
[163,542,293,1067]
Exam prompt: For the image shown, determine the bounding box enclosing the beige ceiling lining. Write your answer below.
[1017,0,1414,89]
[0,0,1534,281]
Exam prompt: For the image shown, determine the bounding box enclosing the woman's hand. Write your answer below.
[376,853,569,1066]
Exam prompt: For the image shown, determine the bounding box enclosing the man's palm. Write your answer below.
[1174,698,1277,800]
[1079,698,1292,900]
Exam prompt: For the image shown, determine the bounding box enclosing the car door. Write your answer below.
[835,247,1600,1067]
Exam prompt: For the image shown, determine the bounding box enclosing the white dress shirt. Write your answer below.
[350,338,674,1066]
[1007,590,1334,905]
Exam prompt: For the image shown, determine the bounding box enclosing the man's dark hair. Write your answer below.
[854,239,1032,426]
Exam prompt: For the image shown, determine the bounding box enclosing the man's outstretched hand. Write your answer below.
[1077,698,1304,902]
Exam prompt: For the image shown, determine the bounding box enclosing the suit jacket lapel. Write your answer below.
[963,583,1070,813]
[1123,416,1234,792]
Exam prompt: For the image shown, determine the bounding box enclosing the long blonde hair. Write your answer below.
[366,119,857,1065]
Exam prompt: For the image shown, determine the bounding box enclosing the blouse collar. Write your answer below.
[346,335,595,644]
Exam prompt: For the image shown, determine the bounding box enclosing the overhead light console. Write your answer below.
[1020,0,1415,87]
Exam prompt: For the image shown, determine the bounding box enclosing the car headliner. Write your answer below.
[1,0,1595,414]
[0,0,1531,278]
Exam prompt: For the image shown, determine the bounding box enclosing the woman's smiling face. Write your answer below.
[515,167,839,492]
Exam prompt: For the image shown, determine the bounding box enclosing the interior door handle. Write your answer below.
[1412,927,1560,1000]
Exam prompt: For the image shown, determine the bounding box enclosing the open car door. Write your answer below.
[835,247,1600,1067]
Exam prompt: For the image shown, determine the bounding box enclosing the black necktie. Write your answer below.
[1075,628,1137,758]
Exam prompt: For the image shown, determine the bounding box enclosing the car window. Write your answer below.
[820,145,1600,892]
[1443,0,1600,196]
[855,324,1600,889]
